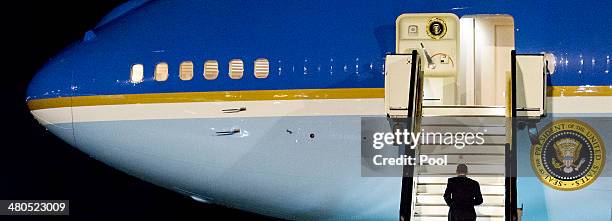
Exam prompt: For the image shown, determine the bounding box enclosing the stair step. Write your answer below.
[418,165,505,175]
[417,184,505,194]
[412,216,504,221]
[415,203,505,207]
[421,155,505,165]
[417,177,506,186]
[414,205,505,216]
[422,106,506,117]
[420,116,507,127]
[418,134,506,146]
[420,145,505,155]
[416,194,504,205]
[421,125,506,135]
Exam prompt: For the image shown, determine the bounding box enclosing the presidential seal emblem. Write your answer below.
[426,17,447,39]
[531,119,605,191]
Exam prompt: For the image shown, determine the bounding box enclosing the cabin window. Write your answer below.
[130,64,144,83]
[179,61,194,81]
[154,62,169,81]
[204,60,219,80]
[229,59,244,79]
[254,58,269,79]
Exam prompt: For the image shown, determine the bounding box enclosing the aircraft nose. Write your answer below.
[27,56,75,146]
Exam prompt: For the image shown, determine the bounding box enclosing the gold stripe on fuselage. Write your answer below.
[27,86,612,111]
[27,88,384,110]
[547,85,612,97]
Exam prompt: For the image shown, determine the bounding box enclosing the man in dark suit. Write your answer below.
[443,164,483,221]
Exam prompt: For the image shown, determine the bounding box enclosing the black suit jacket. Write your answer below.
[443,176,483,221]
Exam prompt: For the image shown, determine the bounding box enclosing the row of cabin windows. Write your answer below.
[130,59,270,83]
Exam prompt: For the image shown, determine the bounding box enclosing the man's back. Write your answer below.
[443,176,483,221]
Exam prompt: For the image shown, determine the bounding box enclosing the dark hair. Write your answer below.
[457,164,468,174]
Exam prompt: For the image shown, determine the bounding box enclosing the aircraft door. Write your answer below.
[385,52,423,118]
[514,54,547,117]
[395,13,459,105]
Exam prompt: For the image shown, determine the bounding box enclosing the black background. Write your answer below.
[3,1,273,220]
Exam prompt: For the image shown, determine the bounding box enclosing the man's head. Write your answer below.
[456,164,468,176]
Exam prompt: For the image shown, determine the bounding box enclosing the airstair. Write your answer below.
[385,13,547,221]
[412,108,508,221]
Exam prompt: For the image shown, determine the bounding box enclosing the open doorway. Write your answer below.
[459,15,515,106]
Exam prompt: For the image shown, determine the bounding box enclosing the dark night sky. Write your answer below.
[2,1,274,220]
